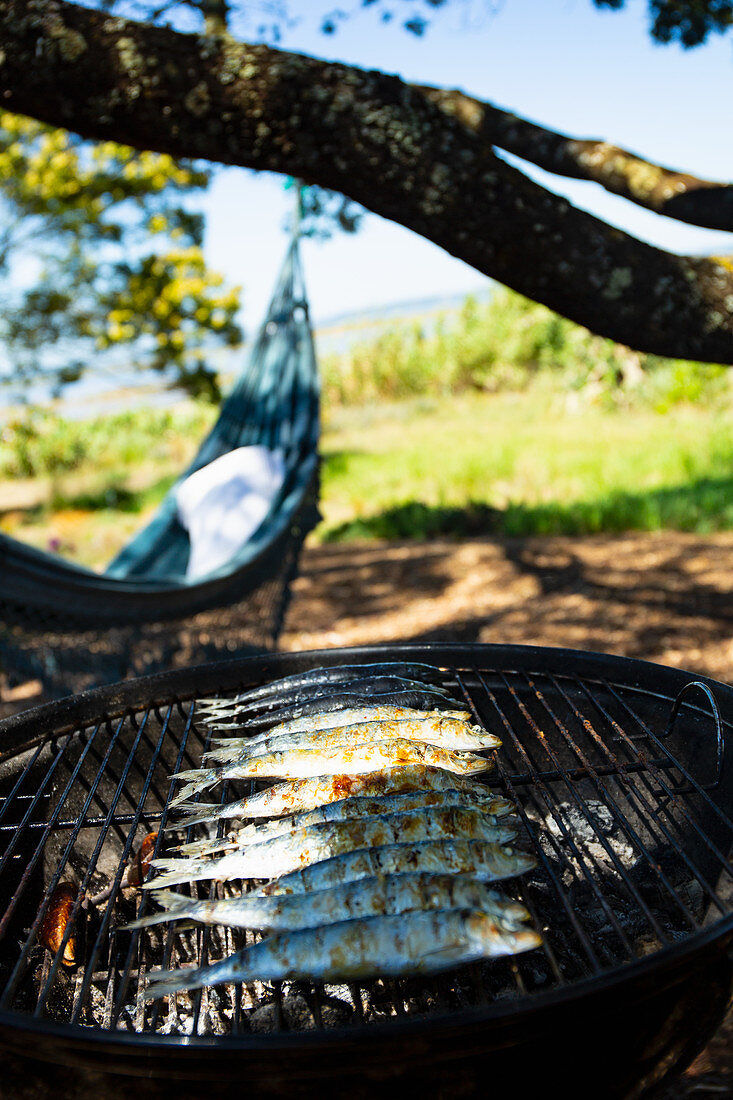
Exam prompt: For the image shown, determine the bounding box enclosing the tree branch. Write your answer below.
[1,0,733,364]
[417,85,733,233]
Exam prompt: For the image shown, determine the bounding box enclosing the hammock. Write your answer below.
[0,232,320,705]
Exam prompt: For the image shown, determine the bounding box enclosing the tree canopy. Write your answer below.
[0,110,241,400]
[594,0,733,48]
[0,0,732,370]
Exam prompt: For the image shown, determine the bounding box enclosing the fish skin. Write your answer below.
[264,705,474,738]
[206,706,471,747]
[145,807,519,889]
[199,676,458,723]
[168,763,494,823]
[124,872,531,933]
[201,718,501,765]
[256,838,536,896]
[172,788,515,846]
[196,662,449,711]
[174,807,518,859]
[170,738,493,802]
[145,908,542,1000]
[172,793,516,858]
[206,691,467,732]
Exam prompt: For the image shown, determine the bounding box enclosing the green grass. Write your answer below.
[0,404,213,569]
[48,474,179,515]
[320,286,732,410]
[318,387,733,541]
[1,377,731,569]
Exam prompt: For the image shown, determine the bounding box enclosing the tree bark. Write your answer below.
[1,0,733,363]
[417,86,733,232]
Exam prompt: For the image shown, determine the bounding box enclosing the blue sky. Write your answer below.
[202,0,733,334]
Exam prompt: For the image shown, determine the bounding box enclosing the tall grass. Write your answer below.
[0,404,216,479]
[320,287,731,411]
[318,387,733,541]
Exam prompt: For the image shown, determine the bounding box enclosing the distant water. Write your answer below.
[317,287,491,331]
[313,287,492,357]
[0,368,193,421]
[1,287,492,419]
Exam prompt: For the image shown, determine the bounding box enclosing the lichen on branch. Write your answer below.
[417,85,733,232]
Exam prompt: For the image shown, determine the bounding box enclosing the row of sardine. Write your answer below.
[170,737,493,805]
[130,870,530,933]
[136,661,539,1000]
[201,713,496,761]
[146,806,519,886]
[171,716,499,806]
[170,762,502,826]
[196,661,454,720]
[195,660,471,735]
[169,787,515,852]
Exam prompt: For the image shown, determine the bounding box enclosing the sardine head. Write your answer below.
[465,910,543,955]
[454,751,492,775]
[492,846,538,877]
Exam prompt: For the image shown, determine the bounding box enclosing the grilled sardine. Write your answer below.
[170,738,492,803]
[145,907,542,1000]
[206,697,470,732]
[196,662,449,713]
[256,838,536,896]
[169,764,494,824]
[199,676,458,725]
[171,788,514,845]
[125,871,531,933]
[202,717,500,765]
[146,807,518,889]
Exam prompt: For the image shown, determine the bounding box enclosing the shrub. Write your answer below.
[320,287,731,409]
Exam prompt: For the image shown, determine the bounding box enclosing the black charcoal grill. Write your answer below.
[2,643,733,1099]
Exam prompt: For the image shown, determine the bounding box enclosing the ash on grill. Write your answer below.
[527,798,713,972]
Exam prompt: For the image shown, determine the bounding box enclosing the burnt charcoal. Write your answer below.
[248,992,352,1032]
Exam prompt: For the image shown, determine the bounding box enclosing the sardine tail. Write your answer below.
[172,837,233,858]
[167,803,223,829]
[121,888,199,930]
[143,858,211,890]
[168,771,220,808]
[145,964,209,1001]
[202,746,247,765]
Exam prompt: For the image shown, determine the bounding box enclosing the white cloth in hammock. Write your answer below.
[175,445,286,580]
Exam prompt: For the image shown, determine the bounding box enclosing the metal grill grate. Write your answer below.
[1,645,733,1067]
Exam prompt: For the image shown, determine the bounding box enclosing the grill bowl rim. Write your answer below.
[1,913,733,1058]
[2,641,732,754]
[2,642,733,1065]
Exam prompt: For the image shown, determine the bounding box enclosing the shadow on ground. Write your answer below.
[321,477,733,542]
[283,530,733,685]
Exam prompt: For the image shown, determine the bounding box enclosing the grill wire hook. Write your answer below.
[662,681,725,793]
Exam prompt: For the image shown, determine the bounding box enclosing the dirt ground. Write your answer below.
[2,529,732,1094]
[281,531,733,684]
